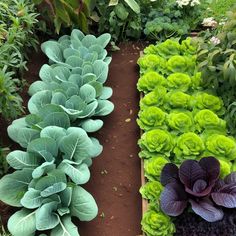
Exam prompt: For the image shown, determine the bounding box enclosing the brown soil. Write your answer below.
[0,42,145,236]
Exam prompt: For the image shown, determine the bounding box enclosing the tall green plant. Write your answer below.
[33,0,96,34]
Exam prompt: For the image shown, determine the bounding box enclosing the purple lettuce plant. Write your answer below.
[160,157,236,222]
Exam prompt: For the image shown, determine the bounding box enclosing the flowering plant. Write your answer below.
[176,0,200,8]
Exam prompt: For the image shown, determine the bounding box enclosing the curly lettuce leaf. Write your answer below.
[194,92,225,116]
[140,86,167,110]
[140,181,163,202]
[164,91,193,111]
[137,107,167,131]
[139,129,174,158]
[167,73,191,92]
[194,109,226,133]
[141,209,175,236]
[138,54,166,74]
[204,134,236,160]
[174,132,205,162]
[144,156,169,181]
[167,110,194,134]
[137,71,166,93]
[167,55,196,75]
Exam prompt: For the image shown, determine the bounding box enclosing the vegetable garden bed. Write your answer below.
[0,41,146,236]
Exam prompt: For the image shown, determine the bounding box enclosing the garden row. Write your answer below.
[0,30,114,236]
[137,37,236,235]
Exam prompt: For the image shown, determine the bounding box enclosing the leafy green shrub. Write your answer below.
[0,0,38,119]
[197,5,236,135]
[140,181,163,201]
[0,67,23,119]
[0,30,113,236]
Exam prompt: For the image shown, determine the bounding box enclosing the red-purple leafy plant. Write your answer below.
[160,157,236,222]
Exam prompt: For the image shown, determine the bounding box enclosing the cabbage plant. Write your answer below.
[160,157,236,222]
[0,126,102,235]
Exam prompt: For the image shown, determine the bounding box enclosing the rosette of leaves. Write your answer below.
[193,92,225,116]
[139,129,174,158]
[167,110,194,134]
[164,91,192,111]
[144,156,169,181]
[204,134,236,161]
[167,73,191,92]
[140,86,167,110]
[137,107,167,131]
[146,39,181,59]
[166,55,196,76]
[174,132,205,162]
[194,109,226,133]
[28,81,114,122]
[141,209,175,236]
[137,54,166,75]
[8,103,105,148]
[140,181,163,202]
[41,29,111,66]
[0,126,103,235]
[160,157,236,222]
[137,71,166,93]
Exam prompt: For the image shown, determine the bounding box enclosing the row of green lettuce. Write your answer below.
[136,38,236,236]
[0,29,114,236]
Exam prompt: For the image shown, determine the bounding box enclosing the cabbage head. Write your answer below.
[139,129,174,158]
[164,91,192,111]
[194,92,225,115]
[167,110,194,134]
[140,181,163,202]
[174,132,205,162]
[205,134,236,160]
[144,156,169,181]
[194,109,226,133]
[137,107,167,131]
[167,73,191,92]
[137,71,166,93]
[140,86,167,110]
[141,209,175,236]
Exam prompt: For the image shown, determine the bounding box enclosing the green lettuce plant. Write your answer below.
[166,73,191,92]
[164,91,192,110]
[141,209,175,236]
[167,110,194,134]
[137,71,166,93]
[166,55,196,75]
[174,132,205,162]
[204,134,236,160]
[140,181,163,202]
[137,107,167,131]
[144,156,169,181]
[140,86,167,110]
[194,92,225,115]
[137,54,167,75]
[139,129,174,158]
[194,109,226,133]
